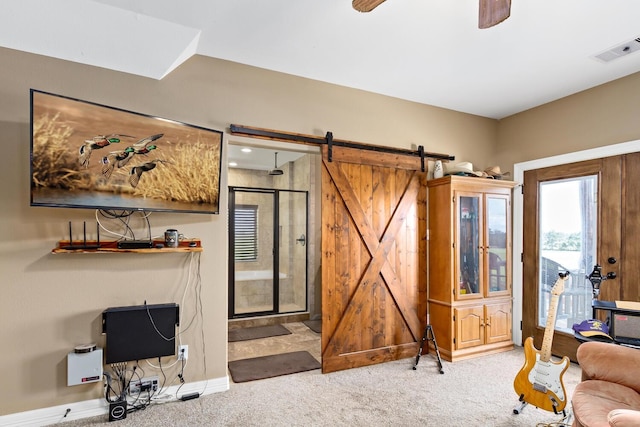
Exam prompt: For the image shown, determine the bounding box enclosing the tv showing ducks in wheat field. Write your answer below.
[30,90,223,214]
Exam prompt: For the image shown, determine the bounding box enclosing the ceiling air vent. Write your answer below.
[593,37,640,63]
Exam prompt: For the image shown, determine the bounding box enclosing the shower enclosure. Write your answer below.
[228,187,308,318]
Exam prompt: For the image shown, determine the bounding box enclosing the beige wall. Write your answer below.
[0,47,497,416]
[494,72,640,170]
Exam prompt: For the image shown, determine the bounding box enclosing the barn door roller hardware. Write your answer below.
[229,124,454,172]
[326,131,333,163]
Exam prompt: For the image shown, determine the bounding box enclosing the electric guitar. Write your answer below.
[513,272,571,414]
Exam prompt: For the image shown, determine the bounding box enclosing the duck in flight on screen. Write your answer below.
[100,134,164,179]
[129,159,171,188]
[78,134,135,168]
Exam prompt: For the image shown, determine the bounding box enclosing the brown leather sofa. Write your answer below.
[572,341,640,427]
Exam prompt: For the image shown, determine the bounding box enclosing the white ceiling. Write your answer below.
[2,0,640,121]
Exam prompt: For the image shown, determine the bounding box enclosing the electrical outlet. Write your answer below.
[178,344,188,361]
[128,376,159,395]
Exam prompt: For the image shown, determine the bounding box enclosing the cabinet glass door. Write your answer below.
[457,194,482,298]
[486,195,510,296]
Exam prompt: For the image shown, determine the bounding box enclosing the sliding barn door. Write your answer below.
[321,145,427,373]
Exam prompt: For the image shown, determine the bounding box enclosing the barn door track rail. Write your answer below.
[229,124,454,172]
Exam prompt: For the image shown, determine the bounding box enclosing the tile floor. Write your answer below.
[227,321,321,363]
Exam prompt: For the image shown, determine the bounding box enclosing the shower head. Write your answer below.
[268,152,284,176]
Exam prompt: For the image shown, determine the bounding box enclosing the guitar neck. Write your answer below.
[539,293,560,362]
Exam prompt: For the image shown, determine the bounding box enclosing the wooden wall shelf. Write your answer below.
[51,239,203,254]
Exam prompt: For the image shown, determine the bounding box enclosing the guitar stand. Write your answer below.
[513,394,566,417]
[513,395,528,414]
[412,324,444,374]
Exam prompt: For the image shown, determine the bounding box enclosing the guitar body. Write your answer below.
[514,336,570,413]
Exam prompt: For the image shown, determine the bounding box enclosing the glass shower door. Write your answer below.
[278,191,308,313]
[229,187,308,318]
[231,190,275,316]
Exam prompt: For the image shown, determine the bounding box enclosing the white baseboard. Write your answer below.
[0,376,229,427]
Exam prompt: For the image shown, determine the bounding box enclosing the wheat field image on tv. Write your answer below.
[31,91,223,214]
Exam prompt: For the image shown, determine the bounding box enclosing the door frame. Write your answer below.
[512,138,640,346]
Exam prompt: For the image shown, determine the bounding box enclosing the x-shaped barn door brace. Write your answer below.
[323,160,423,354]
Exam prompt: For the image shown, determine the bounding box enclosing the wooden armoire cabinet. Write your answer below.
[427,175,517,361]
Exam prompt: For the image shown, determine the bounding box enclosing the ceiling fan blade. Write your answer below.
[478,0,511,29]
[352,0,387,13]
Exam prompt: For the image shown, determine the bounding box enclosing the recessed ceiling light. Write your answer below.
[241,148,252,153]
[229,162,238,167]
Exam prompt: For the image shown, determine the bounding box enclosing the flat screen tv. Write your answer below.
[102,303,179,364]
[30,89,223,214]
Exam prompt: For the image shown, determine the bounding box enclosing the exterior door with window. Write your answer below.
[522,153,640,361]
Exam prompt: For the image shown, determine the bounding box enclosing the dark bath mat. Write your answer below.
[228,351,321,383]
[303,319,321,333]
[228,324,291,342]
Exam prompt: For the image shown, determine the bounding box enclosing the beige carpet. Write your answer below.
[52,346,580,426]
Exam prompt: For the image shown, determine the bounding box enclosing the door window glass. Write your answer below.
[538,176,597,333]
